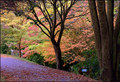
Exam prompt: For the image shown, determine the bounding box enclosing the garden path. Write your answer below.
[1,54,96,82]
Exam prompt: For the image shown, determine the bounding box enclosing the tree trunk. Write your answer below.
[53,44,63,70]
[51,39,63,70]
[114,3,120,81]
[88,0,102,69]
[118,48,120,82]
[89,0,120,82]
[107,1,114,79]
[97,1,114,82]
[18,42,21,58]
[88,0,116,82]
[116,44,120,81]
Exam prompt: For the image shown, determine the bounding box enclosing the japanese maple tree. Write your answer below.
[1,0,79,69]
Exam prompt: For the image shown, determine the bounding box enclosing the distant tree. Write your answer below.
[1,11,29,57]
[88,0,120,82]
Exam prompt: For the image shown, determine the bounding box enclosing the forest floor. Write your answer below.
[1,54,97,82]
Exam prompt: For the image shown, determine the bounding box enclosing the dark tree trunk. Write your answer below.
[51,39,63,70]
[97,1,114,82]
[53,43,63,70]
[18,42,21,58]
[88,0,119,82]
[18,37,22,58]
[88,0,102,69]
[114,3,120,81]
[116,44,120,81]
[118,46,120,82]
[107,1,115,80]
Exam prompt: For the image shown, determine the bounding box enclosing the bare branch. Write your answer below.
[28,0,51,35]
[67,12,89,19]
[23,14,50,38]
[55,30,61,37]
[64,0,77,20]
[57,25,64,45]
[36,24,50,38]
[42,0,53,27]
[37,2,53,28]
[51,0,57,37]
[55,12,88,27]
[33,9,51,34]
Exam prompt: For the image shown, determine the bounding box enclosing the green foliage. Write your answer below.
[71,53,100,79]
[63,49,100,79]
[62,47,80,64]
[114,6,119,15]
[1,44,8,54]
[27,53,45,65]
[62,49,100,79]
[81,49,96,58]
[45,62,56,69]
[26,53,57,68]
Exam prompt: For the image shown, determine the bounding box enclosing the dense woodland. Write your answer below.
[0,0,120,82]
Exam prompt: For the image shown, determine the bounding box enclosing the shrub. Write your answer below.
[27,53,45,65]
[45,62,56,69]
[71,54,100,79]
[63,49,100,79]
[1,44,8,54]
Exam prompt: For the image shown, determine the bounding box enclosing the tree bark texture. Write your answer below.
[53,44,63,70]
[97,1,114,81]
[88,0,120,82]
[51,39,63,70]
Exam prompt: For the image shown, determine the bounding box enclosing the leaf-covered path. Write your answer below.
[1,55,96,82]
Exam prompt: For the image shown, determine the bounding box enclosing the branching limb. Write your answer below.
[55,30,61,37]
[42,0,53,27]
[28,0,51,35]
[24,14,50,38]
[36,23,50,38]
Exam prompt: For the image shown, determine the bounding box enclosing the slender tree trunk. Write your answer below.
[18,37,22,58]
[88,0,102,69]
[51,39,63,70]
[114,3,120,81]
[53,43,63,70]
[18,42,21,57]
